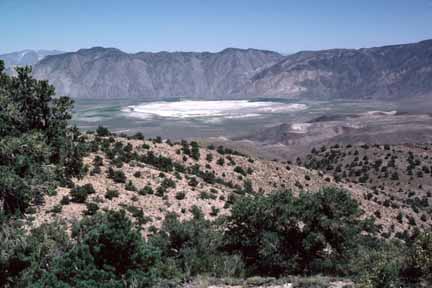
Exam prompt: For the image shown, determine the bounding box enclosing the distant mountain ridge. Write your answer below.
[33,47,282,99]
[12,39,432,100]
[248,39,432,100]
[0,49,64,67]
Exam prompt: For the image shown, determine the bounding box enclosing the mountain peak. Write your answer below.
[0,49,65,67]
[76,47,124,55]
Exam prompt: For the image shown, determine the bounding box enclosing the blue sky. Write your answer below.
[1,0,432,54]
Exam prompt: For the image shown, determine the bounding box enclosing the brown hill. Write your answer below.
[301,143,432,236]
[25,134,429,239]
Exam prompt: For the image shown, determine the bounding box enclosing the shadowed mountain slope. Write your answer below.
[31,39,432,100]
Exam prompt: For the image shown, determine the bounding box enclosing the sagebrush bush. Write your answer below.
[70,184,95,203]
[108,167,127,183]
[105,188,119,200]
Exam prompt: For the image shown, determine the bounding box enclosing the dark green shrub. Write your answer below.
[161,178,176,189]
[36,210,161,287]
[224,188,375,276]
[149,208,243,278]
[50,204,62,214]
[69,185,92,203]
[200,191,216,200]
[210,206,220,217]
[139,185,154,195]
[105,188,119,200]
[156,186,166,197]
[234,166,246,176]
[353,242,405,288]
[412,232,432,281]
[96,126,111,137]
[108,167,126,183]
[206,153,213,162]
[134,171,142,178]
[83,202,99,215]
[60,196,70,205]
[133,132,144,140]
[175,192,186,200]
[190,141,200,161]
[188,177,199,187]
[125,180,137,191]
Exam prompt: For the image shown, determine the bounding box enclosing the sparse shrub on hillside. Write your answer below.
[210,206,220,217]
[132,132,144,140]
[90,164,101,175]
[107,167,126,183]
[83,202,99,215]
[123,143,133,153]
[70,184,95,203]
[154,136,163,144]
[190,141,200,160]
[161,178,176,189]
[234,166,246,176]
[139,185,154,195]
[156,185,166,197]
[217,145,225,155]
[200,191,217,200]
[60,195,70,205]
[125,180,137,191]
[175,191,186,200]
[133,171,142,178]
[181,140,191,155]
[50,204,62,214]
[206,153,213,162]
[105,188,119,200]
[96,126,111,137]
[140,151,174,172]
[188,177,199,187]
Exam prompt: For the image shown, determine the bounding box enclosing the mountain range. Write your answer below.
[0,49,64,75]
[0,49,64,67]
[32,47,282,99]
[3,39,432,100]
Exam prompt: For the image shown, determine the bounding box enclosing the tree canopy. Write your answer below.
[0,60,84,215]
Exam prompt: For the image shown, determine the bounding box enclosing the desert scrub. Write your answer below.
[125,180,137,191]
[139,185,154,195]
[50,204,62,214]
[105,188,119,200]
[70,184,95,203]
[84,202,99,215]
[133,171,142,178]
[175,191,186,200]
[107,167,126,183]
[60,196,70,205]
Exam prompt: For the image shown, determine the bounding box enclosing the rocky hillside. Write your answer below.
[27,132,430,238]
[31,39,432,100]
[301,143,432,235]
